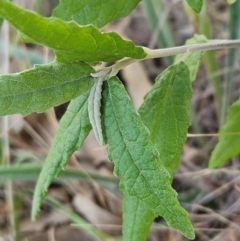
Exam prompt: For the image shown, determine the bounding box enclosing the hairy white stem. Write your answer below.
[88,77,105,145]
[94,39,240,79]
[143,39,240,59]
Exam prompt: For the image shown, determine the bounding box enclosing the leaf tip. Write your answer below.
[31,195,42,221]
[178,220,195,240]
[208,149,225,169]
[186,0,203,14]
[31,209,38,221]
[187,232,196,240]
[208,160,219,169]
[31,180,49,222]
[186,226,195,240]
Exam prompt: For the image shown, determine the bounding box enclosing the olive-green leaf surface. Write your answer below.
[175,34,207,82]
[0,61,94,116]
[123,193,155,241]
[102,77,195,240]
[0,17,3,30]
[53,0,142,28]
[0,0,12,30]
[185,0,203,13]
[139,63,192,177]
[209,98,240,168]
[0,0,145,63]
[32,91,92,219]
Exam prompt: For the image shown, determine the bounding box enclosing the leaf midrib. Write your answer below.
[0,72,92,98]
[108,81,169,213]
[151,65,177,143]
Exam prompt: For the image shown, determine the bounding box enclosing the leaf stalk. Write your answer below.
[95,39,240,79]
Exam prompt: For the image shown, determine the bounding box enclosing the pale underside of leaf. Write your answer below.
[185,0,203,13]
[174,34,207,82]
[139,62,192,177]
[0,61,94,116]
[102,77,195,240]
[88,78,105,145]
[209,98,240,168]
[53,0,142,28]
[0,0,146,63]
[32,91,92,219]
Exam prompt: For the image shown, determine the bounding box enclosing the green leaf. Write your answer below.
[102,77,195,240]
[0,0,12,31]
[32,91,92,220]
[123,193,155,241]
[185,0,203,13]
[88,78,105,145]
[175,34,207,81]
[209,98,240,168]
[0,17,3,30]
[0,0,145,63]
[0,61,94,116]
[139,63,192,176]
[53,0,142,28]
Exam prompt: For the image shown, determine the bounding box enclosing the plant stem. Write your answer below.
[143,39,240,59]
[104,39,240,78]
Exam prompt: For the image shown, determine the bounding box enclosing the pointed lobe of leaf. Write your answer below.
[175,34,207,81]
[0,0,12,30]
[0,17,3,30]
[209,98,240,168]
[139,63,192,176]
[32,91,92,219]
[102,77,195,240]
[0,0,145,63]
[185,0,203,13]
[0,61,94,116]
[123,192,155,241]
[53,0,142,28]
